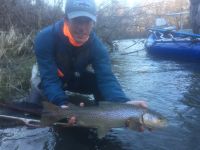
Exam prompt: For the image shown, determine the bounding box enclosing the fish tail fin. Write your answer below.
[41,102,66,126]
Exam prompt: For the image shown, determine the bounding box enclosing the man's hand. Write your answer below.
[60,102,85,126]
[126,100,148,108]
[126,100,148,132]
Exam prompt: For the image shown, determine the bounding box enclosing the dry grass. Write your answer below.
[0,27,33,58]
[0,27,35,101]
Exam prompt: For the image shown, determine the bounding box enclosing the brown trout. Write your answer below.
[41,101,167,138]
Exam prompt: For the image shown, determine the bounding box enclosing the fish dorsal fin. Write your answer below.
[96,126,110,139]
[99,101,125,107]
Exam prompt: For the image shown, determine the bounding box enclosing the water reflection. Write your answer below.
[53,127,126,150]
[0,127,55,150]
[182,73,200,107]
[110,40,200,150]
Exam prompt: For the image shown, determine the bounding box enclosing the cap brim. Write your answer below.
[67,11,96,22]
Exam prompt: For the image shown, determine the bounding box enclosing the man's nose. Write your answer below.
[77,24,90,32]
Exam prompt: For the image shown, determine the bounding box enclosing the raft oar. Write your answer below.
[0,114,71,128]
[0,114,41,127]
[0,101,73,128]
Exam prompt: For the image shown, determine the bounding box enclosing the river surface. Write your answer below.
[0,39,200,150]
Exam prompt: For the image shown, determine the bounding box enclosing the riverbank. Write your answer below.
[0,28,35,101]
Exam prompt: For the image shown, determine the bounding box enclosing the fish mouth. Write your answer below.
[142,113,167,129]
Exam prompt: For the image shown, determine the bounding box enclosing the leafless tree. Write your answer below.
[190,0,200,33]
[0,0,64,33]
[95,0,190,50]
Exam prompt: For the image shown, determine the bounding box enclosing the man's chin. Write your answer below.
[75,37,89,44]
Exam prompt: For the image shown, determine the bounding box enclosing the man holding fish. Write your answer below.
[30,0,148,129]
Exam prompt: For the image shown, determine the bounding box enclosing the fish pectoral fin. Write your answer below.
[96,126,109,139]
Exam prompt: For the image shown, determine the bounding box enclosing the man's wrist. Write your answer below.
[52,97,68,106]
[60,105,68,109]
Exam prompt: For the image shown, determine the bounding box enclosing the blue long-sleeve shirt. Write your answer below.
[34,19,129,105]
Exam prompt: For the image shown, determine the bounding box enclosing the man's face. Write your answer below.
[68,17,94,44]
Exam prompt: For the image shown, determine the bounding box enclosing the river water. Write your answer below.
[0,39,200,150]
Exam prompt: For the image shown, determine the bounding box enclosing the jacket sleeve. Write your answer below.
[34,27,68,106]
[91,34,130,102]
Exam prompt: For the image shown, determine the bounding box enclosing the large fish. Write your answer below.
[41,101,167,138]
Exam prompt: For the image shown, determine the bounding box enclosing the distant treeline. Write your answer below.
[0,0,191,43]
[0,0,64,33]
[96,0,190,45]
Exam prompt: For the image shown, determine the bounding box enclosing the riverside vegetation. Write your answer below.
[0,0,63,101]
[0,28,34,100]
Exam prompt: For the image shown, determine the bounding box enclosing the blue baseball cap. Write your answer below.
[65,0,97,22]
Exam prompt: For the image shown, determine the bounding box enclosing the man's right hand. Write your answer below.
[60,102,85,126]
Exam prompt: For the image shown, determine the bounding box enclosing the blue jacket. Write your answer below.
[34,19,129,105]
